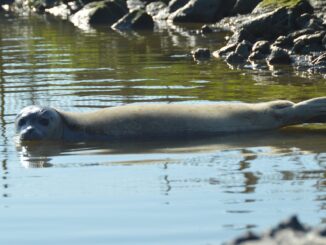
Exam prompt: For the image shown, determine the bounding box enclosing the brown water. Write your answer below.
[1,12,326,245]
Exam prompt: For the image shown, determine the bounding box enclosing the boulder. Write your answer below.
[253,0,313,14]
[252,40,270,53]
[273,35,293,48]
[231,0,262,15]
[248,41,271,60]
[225,51,246,64]
[168,0,236,23]
[112,9,154,30]
[267,47,292,64]
[235,40,252,58]
[70,0,128,28]
[237,8,292,43]
[191,48,211,61]
[215,43,237,58]
[293,31,325,53]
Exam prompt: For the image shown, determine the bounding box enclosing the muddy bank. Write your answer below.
[225,215,326,245]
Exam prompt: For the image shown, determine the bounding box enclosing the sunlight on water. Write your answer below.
[1,12,326,245]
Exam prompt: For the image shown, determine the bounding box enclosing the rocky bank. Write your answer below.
[2,0,325,74]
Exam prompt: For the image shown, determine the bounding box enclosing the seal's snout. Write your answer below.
[20,126,43,141]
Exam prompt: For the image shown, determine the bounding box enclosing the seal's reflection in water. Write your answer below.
[15,125,326,169]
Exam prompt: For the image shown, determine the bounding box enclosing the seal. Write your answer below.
[15,97,326,142]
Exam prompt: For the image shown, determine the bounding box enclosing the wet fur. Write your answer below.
[16,97,326,141]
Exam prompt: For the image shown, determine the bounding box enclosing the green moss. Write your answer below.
[259,0,303,8]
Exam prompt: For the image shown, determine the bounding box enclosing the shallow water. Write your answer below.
[1,12,326,245]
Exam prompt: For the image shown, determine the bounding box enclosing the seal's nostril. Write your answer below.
[20,126,40,140]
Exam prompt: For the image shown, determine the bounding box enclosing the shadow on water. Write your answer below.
[15,125,326,168]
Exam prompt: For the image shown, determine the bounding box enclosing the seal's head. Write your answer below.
[15,106,63,141]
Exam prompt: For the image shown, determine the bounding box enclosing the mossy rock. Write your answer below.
[255,0,313,13]
[260,0,304,8]
[254,0,313,15]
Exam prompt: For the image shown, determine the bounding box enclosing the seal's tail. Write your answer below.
[292,97,326,124]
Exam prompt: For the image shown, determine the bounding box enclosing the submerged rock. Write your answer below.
[201,24,213,34]
[191,48,211,61]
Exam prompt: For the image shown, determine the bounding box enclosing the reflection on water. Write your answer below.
[1,12,326,245]
[15,128,326,168]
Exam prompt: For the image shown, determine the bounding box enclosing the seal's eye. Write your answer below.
[18,118,26,127]
[39,118,49,126]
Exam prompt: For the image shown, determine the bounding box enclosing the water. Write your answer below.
[1,12,326,245]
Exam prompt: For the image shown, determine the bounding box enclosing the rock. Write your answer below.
[0,0,14,5]
[293,31,325,53]
[312,53,326,66]
[249,40,271,60]
[273,35,293,48]
[248,51,266,60]
[305,17,325,30]
[70,0,128,28]
[237,0,314,42]
[322,34,326,49]
[213,0,326,74]
[239,8,292,42]
[267,47,292,64]
[215,43,237,57]
[295,13,312,29]
[201,25,213,35]
[235,40,252,58]
[145,1,169,20]
[309,53,326,73]
[231,0,262,15]
[269,215,308,236]
[225,215,326,245]
[46,2,80,19]
[252,40,270,53]
[168,0,189,13]
[126,0,145,11]
[225,51,246,64]
[227,231,260,245]
[112,8,154,31]
[288,0,314,20]
[168,0,237,23]
[288,28,316,39]
[254,0,313,14]
[191,48,211,61]
[310,0,326,19]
